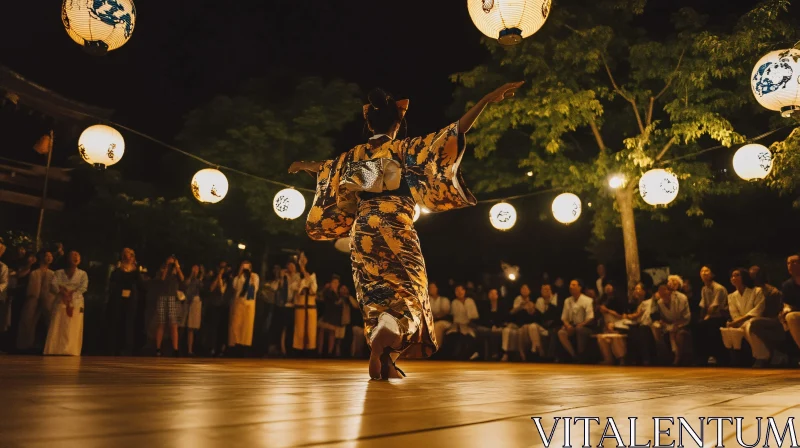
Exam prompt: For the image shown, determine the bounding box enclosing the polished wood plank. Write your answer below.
[1,356,799,447]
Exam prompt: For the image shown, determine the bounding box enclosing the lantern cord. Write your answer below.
[476,187,562,204]
[74,113,315,193]
[658,125,795,166]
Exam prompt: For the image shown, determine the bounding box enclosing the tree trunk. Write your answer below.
[615,186,641,294]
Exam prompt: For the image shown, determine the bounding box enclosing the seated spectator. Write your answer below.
[596,281,629,365]
[501,284,536,362]
[652,281,692,365]
[747,265,785,367]
[694,266,729,365]
[443,285,480,360]
[558,279,595,363]
[720,268,765,366]
[780,254,800,355]
[476,288,507,360]
[429,282,452,350]
[621,282,657,365]
[523,283,560,360]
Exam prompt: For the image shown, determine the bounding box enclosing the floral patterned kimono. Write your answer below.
[306,122,476,358]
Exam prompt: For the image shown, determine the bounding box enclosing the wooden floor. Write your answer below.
[1,357,800,448]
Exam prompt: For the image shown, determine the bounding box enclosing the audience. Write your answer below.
[3,236,800,371]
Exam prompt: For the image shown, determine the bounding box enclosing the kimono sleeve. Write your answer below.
[305,153,356,241]
[402,122,477,213]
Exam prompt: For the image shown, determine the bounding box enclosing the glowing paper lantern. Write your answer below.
[639,169,679,206]
[78,124,125,168]
[191,169,229,204]
[334,238,351,253]
[551,193,582,224]
[751,49,800,118]
[413,204,421,223]
[62,0,137,55]
[273,188,306,220]
[733,144,773,181]
[468,0,552,46]
[501,262,520,281]
[490,202,517,230]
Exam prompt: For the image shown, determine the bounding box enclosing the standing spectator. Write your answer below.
[694,266,729,365]
[429,282,452,350]
[155,256,184,357]
[229,260,260,355]
[476,288,507,360]
[558,279,595,363]
[277,260,301,355]
[319,275,344,356]
[748,266,785,367]
[340,284,366,358]
[106,248,143,355]
[8,252,36,349]
[51,243,66,272]
[0,240,9,343]
[204,262,230,357]
[621,282,657,365]
[181,265,204,356]
[444,285,480,360]
[501,284,536,362]
[292,253,318,354]
[44,251,88,356]
[596,264,607,301]
[17,251,55,352]
[720,268,765,365]
[652,281,692,365]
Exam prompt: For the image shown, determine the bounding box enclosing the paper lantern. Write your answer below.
[751,49,800,118]
[468,0,552,45]
[237,243,246,251]
[490,202,517,230]
[733,144,773,181]
[334,238,351,253]
[78,124,125,168]
[273,188,306,220]
[551,193,582,224]
[413,204,421,222]
[639,169,679,206]
[62,0,137,55]
[501,262,520,281]
[191,169,229,204]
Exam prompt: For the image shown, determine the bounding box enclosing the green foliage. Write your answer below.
[453,0,798,241]
[177,77,362,235]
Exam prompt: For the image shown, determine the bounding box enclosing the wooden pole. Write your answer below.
[35,130,54,251]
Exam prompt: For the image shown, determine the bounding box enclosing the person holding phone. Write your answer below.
[155,255,184,357]
[229,260,260,354]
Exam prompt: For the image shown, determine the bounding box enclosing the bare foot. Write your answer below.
[369,318,402,380]
[500,354,509,362]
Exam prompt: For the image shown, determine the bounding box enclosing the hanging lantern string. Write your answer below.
[74,112,315,193]
[476,187,562,205]
[658,125,796,166]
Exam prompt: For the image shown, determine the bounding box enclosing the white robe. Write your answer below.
[44,269,88,356]
[228,273,260,347]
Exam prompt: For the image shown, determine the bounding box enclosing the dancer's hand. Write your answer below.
[483,81,524,104]
[288,161,306,174]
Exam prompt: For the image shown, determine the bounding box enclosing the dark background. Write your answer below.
[0,0,798,292]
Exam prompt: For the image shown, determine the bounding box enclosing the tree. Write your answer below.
[452,0,798,291]
[176,76,362,238]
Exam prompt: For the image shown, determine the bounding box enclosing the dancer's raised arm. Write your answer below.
[288,160,324,176]
[458,81,524,133]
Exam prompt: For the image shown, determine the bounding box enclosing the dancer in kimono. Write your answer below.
[289,81,523,379]
[44,251,88,356]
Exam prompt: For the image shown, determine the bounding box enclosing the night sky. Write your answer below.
[1,0,798,290]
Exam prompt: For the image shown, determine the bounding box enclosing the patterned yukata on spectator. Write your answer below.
[306,122,476,358]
